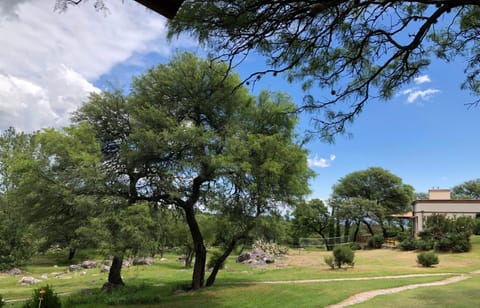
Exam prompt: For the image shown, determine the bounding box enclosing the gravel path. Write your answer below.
[325,274,470,308]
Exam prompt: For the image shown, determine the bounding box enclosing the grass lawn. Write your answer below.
[1,236,480,307]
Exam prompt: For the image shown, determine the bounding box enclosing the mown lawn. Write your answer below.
[1,236,480,307]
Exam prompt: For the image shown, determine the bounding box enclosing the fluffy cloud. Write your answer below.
[414,75,431,84]
[308,154,336,168]
[0,0,194,131]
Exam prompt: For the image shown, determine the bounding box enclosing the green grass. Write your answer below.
[1,236,480,307]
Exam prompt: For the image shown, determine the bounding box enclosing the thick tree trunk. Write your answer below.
[67,248,76,261]
[206,239,238,287]
[184,206,206,290]
[344,219,350,239]
[353,222,360,242]
[362,220,374,235]
[108,255,125,286]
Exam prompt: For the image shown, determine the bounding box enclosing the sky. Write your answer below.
[1,0,479,202]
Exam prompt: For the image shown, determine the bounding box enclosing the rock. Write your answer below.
[18,276,41,285]
[250,248,266,260]
[276,263,287,268]
[102,260,112,266]
[69,264,81,272]
[264,254,275,264]
[6,268,22,275]
[237,252,251,263]
[122,260,131,268]
[81,260,97,269]
[80,271,87,276]
[133,257,153,265]
[100,264,110,273]
[40,274,48,279]
[160,258,168,261]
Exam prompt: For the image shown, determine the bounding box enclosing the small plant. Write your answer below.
[333,245,355,268]
[417,252,439,267]
[349,242,362,250]
[23,285,61,308]
[323,256,335,269]
[415,239,434,251]
[367,233,384,249]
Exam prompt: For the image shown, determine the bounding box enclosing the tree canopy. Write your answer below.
[452,178,480,199]
[169,1,480,140]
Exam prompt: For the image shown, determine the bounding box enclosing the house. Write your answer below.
[134,0,184,19]
[412,189,480,234]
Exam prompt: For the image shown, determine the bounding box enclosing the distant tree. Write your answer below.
[415,192,430,200]
[291,199,333,250]
[452,179,480,199]
[333,167,415,238]
[169,1,480,140]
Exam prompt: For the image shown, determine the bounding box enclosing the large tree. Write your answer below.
[75,52,312,290]
[169,1,480,140]
[332,167,414,238]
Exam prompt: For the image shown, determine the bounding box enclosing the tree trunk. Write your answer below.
[108,254,125,286]
[184,205,206,290]
[206,239,238,287]
[362,220,374,235]
[67,247,76,261]
[353,222,360,242]
[344,219,350,239]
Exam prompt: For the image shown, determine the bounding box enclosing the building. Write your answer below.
[412,189,480,234]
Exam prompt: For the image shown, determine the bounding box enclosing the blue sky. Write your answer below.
[1,0,479,201]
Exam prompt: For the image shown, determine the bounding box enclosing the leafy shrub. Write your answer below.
[399,238,417,251]
[474,218,480,235]
[207,250,225,270]
[23,285,61,308]
[395,232,410,242]
[324,256,335,269]
[415,240,434,251]
[349,242,362,250]
[417,252,439,267]
[252,239,289,255]
[333,245,355,268]
[367,234,384,249]
[420,215,473,253]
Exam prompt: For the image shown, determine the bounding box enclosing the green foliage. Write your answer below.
[252,239,289,255]
[207,250,225,270]
[23,285,61,308]
[367,234,384,249]
[416,252,439,267]
[323,256,334,269]
[333,245,355,269]
[0,294,4,308]
[399,238,417,251]
[415,240,434,251]
[420,215,474,253]
[291,199,332,246]
[452,179,480,199]
[348,242,362,251]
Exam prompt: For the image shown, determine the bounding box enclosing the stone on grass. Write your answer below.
[69,264,81,272]
[100,264,110,273]
[6,268,22,275]
[133,257,154,265]
[18,276,41,285]
[81,260,97,269]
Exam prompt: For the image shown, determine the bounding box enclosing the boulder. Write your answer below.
[6,268,22,275]
[264,254,275,264]
[81,260,97,269]
[236,252,251,263]
[69,264,81,272]
[133,257,154,265]
[100,264,110,273]
[18,276,41,285]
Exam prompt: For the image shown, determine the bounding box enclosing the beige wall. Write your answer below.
[428,189,451,200]
[413,201,480,234]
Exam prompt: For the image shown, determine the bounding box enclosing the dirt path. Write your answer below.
[326,274,470,307]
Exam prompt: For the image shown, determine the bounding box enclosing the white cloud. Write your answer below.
[308,154,336,168]
[0,0,195,131]
[414,75,431,84]
[403,88,440,104]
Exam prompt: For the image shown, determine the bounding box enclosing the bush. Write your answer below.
[207,250,225,270]
[367,234,384,249]
[417,252,439,267]
[252,239,289,255]
[415,240,434,251]
[349,242,362,250]
[324,256,335,269]
[23,285,61,308]
[399,238,417,251]
[333,245,355,268]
